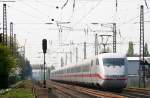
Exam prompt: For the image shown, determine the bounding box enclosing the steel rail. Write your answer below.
[47,83,78,98]
[48,81,126,98]
[111,87,150,98]
[125,87,150,95]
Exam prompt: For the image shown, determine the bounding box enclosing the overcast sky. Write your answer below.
[0,0,150,68]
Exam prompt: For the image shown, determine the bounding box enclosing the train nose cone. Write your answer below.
[101,79,127,89]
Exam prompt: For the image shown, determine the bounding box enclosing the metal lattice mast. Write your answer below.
[70,51,72,63]
[99,35,112,53]
[113,23,117,53]
[14,34,16,56]
[10,22,13,54]
[61,57,64,67]
[84,42,87,59]
[95,34,98,55]
[0,33,2,43]
[65,53,68,65]
[76,47,78,63]
[139,5,145,88]
[3,4,7,45]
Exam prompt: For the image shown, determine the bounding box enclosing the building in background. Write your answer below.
[127,57,150,87]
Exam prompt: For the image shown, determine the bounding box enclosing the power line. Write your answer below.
[17,0,51,18]
[62,0,104,44]
[118,9,150,27]
[73,0,103,25]
[33,0,57,8]
[144,0,149,8]
[7,4,47,22]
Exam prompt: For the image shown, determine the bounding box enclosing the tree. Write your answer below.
[127,41,134,56]
[48,65,55,79]
[0,44,17,88]
[50,65,55,71]
[144,43,149,56]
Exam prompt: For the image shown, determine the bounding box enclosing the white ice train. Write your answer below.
[50,53,128,90]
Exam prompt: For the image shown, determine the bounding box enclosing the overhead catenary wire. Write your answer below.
[61,0,104,45]
[118,8,150,27]
[116,0,118,12]
[61,0,68,9]
[7,4,47,22]
[144,0,149,9]
[73,0,104,26]
[7,0,150,65]
[56,0,149,63]
[73,0,75,12]
[32,0,57,8]
[17,0,51,19]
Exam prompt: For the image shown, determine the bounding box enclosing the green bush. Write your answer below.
[0,44,17,88]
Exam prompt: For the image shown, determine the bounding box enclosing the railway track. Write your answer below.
[47,81,126,98]
[46,81,150,98]
[120,87,150,98]
[125,87,150,95]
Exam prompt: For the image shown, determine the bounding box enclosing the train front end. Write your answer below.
[99,53,128,90]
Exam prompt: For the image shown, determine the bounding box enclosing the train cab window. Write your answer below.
[103,58,125,66]
[96,59,99,65]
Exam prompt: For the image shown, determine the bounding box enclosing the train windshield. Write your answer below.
[103,58,125,67]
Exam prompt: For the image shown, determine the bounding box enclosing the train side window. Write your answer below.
[71,68,74,73]
[78,67,81,72]
[67,68,69,73]
[69,68,71,73]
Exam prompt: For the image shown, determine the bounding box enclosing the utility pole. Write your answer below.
[3,4,7,45]
[0,33,2,43]
[10,22,13,55]
[95,34,98,55]
[70,51,72,63]
[65,53,68,65]
[50,19,70,46]
[92,22,117,53]
[76,47,78,63]
[14,34,16,56]
[84,42,87,59]
[61,57,64,67]
[139,5,146,88]
[113,23,117,53]
[58,26,62,46]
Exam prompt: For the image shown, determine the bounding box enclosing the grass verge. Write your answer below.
[0,80,34,98]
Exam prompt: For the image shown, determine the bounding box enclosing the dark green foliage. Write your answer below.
[0,44,17,73]
[127,41,134,56]
[50,65,55,71]
[0,44,17,88]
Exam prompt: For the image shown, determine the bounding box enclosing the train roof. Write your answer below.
[99,53,126,58]
[127,57,150,61]
[51,53,127,73]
